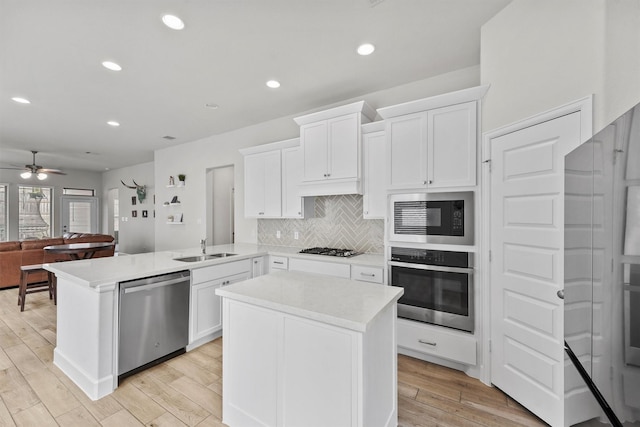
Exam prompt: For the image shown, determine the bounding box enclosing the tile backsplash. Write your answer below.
[257,195,384,254]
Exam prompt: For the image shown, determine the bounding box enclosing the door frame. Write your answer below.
[479,96,593,386]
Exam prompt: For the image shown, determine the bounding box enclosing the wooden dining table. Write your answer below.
[44,242,115,260]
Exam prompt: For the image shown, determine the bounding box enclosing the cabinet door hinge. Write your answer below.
[489,250,492,262]
[489,340,492,353]
[482,159,492,172]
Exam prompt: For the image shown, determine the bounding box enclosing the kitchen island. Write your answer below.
[216,270,403,427]
[43,243,385,401]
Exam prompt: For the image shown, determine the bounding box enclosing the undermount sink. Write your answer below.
[173,253,237,262]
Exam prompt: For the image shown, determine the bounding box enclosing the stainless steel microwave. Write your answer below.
[389,192,474,245]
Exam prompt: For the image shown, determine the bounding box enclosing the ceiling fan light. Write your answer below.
[162,14,185,30]
[20,171,32,179]
[37,172,47,180]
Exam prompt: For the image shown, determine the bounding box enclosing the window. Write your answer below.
[0,185,6,241]
[18,186,52,240]
[63,188,95,196]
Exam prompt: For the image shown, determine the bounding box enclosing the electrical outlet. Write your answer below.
[294,231,299,240]
[276,230,281,239]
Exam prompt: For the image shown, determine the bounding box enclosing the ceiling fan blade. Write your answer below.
[0,166,28,170]
[38,168,66,175]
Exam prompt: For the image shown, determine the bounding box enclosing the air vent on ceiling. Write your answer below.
[162,135,176,140]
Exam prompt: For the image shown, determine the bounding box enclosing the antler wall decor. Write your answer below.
[121,179,147,203]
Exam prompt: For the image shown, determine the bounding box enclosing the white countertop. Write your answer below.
[216,270,402,332]
[44,243,384,288]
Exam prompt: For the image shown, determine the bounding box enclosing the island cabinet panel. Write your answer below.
[224,301,280,427]
[221,296,398,427]
[281,316,357,426]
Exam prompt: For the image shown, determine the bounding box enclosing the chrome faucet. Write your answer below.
[200,238,207,254]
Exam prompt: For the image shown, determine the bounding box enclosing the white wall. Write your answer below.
[102,162,155,254]
[481,0,640,136]
[153,66,480,251]
[0,168,103,240]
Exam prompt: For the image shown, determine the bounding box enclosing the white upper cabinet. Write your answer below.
[282,145,314,218]
[378,85,488,191]
[241,138,312,219]
[427,101,477,188]
[243,150,281,218]
[362,121,387,219]
[386,112,428,190]
[295,101,374,196]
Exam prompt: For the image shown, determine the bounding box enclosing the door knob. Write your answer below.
[557,289,565,300]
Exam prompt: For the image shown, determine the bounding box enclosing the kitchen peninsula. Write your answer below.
[217,271,403,427]
[44,243,385,401]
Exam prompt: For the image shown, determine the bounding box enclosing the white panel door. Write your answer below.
[61,196,98,234]
[490,112,581,426]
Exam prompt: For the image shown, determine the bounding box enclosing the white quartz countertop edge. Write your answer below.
[43,243,384,288]
[216,270,403,332]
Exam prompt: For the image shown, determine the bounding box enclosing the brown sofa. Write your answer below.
[0,233,115,289]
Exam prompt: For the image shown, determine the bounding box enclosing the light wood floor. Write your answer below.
[0,288,547,426]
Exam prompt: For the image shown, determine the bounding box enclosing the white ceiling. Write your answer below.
[0,0,510,174]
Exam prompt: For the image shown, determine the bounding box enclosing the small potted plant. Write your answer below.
[177,174,186,186]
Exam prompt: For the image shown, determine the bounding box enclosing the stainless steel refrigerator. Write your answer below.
[564,102,640,426]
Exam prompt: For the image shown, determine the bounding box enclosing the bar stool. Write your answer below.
[18,264,56,312]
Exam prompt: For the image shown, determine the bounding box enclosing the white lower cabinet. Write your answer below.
[251,256,265,277]
[189,260,251,347]
[350,265,384,284]
[269,255,288,272]
[396,318,477,366]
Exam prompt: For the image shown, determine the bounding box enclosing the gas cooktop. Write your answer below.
[298,247,360,258]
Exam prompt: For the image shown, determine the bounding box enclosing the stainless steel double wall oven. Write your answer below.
[389,191,475,333]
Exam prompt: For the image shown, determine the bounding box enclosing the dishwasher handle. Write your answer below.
[123,276,188,294]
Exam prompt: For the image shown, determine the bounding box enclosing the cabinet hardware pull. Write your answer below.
[298,212,301,215]
[360,273,375,277]
[557,289,564,299]
[274,261,284,265]
[423,180,427,185]
[254,260,258,264]
[428,180,433,184]
[418,340,437,346]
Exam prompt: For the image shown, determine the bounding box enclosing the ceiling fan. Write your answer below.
[0,150,66,180]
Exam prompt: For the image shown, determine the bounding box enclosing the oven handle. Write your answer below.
[388,261,473,274]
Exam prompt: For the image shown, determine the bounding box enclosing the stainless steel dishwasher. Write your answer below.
[118,270,190,381]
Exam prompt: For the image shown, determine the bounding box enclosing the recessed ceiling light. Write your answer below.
[102,61,122,71]
[12,97,30,104]
[162,14,185,30]
[357,43,375,56]
[205,103,219,109]
[266,80,281,89]
[107,121,120,127]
